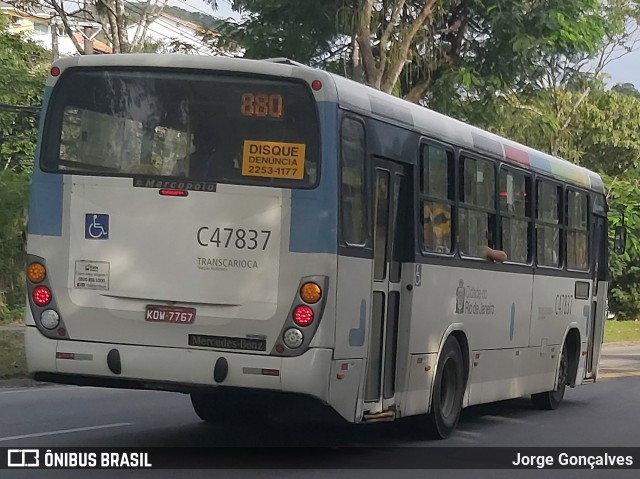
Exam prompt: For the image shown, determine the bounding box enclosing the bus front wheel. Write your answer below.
[425,336,465,439]
[531,346,568,410]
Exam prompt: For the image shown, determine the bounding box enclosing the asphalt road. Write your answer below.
[1,344,639,479]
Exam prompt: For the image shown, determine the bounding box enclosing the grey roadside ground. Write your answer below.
[2,322,640,387]
[0,323,42,388]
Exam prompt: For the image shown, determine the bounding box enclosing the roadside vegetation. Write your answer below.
[0,331,27,378]
[604,320,640,343]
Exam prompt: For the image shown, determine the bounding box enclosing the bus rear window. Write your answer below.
[42,69,320,188]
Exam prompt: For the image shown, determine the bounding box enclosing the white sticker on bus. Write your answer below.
[74,261,110,290]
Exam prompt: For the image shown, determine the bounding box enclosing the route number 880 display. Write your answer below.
[241,93,283,118]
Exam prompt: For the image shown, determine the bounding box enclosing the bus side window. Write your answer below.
[340,118,367,246]
[567,189,589,270]
[499,168,531,263]
[459,156,496,258]
[420,144,454,254]
[536,180,562,267]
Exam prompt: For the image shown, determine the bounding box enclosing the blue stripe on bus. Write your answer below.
[289,101,338,254]
[28,87,63,237]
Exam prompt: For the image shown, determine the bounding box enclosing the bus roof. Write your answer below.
[328,74,604,193]
[50,54,604,194]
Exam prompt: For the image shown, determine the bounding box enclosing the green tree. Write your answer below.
[216,0,346,64]
[606,174,640,319]
[611,82,640,98]
[0,15,48,320]
[443,0,640,154]
[0,15,48,172]
[225,0,622,104]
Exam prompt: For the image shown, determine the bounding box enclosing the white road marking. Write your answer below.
[0,386,157,396]
[481,414,527,424]
[0,423,133,442]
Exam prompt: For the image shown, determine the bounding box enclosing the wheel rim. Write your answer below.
[439,358,458,418]
[557,352,568,389]
[552,352,568,400]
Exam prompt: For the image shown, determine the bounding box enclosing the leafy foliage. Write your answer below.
[218,0,347,63]
[0,16,47,318]
[0,15,48,172]
[606,174,640,319]
[0,170,30,318]
[612,82,640,98]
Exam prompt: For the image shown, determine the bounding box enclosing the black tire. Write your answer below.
[531,345,569,410]
[425,337,465,439]
[190,390,269,424]
[191,392,222,423]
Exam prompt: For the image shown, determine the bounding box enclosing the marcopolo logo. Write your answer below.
[8,449,40,468]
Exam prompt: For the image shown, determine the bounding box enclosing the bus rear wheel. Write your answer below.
[424,337,465,439]
[531,346,568,410]
[190,390,269,424]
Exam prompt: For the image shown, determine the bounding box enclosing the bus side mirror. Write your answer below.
[614,225,627,255]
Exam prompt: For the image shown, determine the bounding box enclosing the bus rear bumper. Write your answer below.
[25,325,332,404]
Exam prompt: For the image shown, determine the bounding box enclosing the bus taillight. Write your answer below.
[27,262,46,283]
[32,286,52,307]
[300,282,321,304]
[293,305,314,327]
[283,328,304,349]
[40,309,60,330]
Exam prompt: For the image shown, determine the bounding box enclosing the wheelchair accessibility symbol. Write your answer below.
[85,214,109,239]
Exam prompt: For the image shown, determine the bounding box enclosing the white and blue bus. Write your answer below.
[25,55,609,438]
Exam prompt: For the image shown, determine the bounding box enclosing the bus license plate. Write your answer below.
[145,305,196,324]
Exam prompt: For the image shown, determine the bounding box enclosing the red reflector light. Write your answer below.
[261,368,280,377]
[56,352,75,360]
[32,286,52,306]
[159,189,188,197]
[293,305,314,327]
[50,66,60,77]
[311,80,322,91]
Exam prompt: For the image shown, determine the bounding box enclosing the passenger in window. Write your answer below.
[480,245,507,263]
[424,203,451,253]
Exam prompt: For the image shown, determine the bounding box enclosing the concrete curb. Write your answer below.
[0,324,24,331]
[602,341,640,349]
[0,378,52,389]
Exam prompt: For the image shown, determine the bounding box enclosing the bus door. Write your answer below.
[586,213,608,378]
[364,158,413,415]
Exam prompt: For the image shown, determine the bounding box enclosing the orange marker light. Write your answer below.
[27,263,46,283]
[300,282,321,304]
